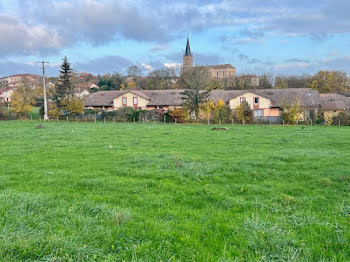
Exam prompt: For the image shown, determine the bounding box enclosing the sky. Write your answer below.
[0,0,350,77]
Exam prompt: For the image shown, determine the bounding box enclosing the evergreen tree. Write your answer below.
[55,57,73,105]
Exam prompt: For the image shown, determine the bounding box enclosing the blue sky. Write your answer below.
[0,0,350,77]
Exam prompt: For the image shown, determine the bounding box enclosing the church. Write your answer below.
[182,37,236,80]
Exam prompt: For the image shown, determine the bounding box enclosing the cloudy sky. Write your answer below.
[0,0,350,77]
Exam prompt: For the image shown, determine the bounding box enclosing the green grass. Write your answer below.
[0,121,349,261]
[30,107,40,120]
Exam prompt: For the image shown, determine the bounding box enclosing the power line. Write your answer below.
[36,61,50,121]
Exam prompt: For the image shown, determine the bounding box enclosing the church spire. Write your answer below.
[185,37,192,57]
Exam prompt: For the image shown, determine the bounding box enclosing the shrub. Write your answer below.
[61,97,85,116]
[234,101,253,124]
[84,109,97,115]
[280,100,302,125]
[333,111,350,126]
[169,108,188,123]
[101,107,140,122]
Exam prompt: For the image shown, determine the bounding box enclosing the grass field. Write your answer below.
[0,121,349,261]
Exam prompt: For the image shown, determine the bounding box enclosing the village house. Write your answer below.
[85,88,328,123]
[320,93,350,120]
[0,88,14,103]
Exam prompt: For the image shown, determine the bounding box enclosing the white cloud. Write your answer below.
[141,63,153,71]
[164,63,181,69]
[0,14,63,57]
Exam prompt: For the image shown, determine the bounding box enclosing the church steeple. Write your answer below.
[183,37,193,72]
[185,37,192,57]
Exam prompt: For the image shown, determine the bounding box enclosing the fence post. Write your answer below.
[219,119,221,126]
[67,116,69,122]
[164,115,166,123]
[339,120,341,126]
[232,118,233,126]
[114,117,116,124]
[208,119,210,125]
[104,117,106,123]
[85,116,87,122]
[175,118,177,124]
[31,115,32,121]
[76,116,78,122]
[311,119,313,126]
[39,115,41,122]
[134,118,136,124]
[95,115,97,123]
[143,117,145,124]
[57,116,58,122]
[283,120,285,126]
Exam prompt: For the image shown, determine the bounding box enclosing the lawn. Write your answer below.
[0,121,349,261]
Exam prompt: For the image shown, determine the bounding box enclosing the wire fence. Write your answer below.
[1,113,350,126]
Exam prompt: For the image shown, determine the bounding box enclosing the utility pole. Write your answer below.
[37,61,49,121]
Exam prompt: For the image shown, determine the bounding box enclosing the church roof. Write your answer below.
[206,64,236,70]
[185,37,192,57]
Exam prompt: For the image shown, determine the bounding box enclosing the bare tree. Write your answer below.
[180,67,211,120]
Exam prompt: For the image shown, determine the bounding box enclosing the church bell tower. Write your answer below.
[182,37,193,73]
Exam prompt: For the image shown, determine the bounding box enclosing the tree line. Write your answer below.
[94,65,350,95]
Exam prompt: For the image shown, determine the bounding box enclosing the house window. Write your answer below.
[254,109,263,117]
[240,97,246,104]
[254,97,259,105]
[133,97,138,108]
[122,97,127,106]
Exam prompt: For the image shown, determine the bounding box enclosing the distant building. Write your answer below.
[182,37,236,80]
[0,88,14,103]
[0,74,41,88]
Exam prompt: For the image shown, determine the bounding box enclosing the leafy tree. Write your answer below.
[168,108,188,123]
[212,99,227,123]
[333,111,350,126]
[234,101,253,124]
[98,73,123,90]
[127,65,141,77]
[61,97,84,116]
[145,68,177,90]
[0,100,9,119]
[235,74,258,90]
[310,71,349,93]
[180,67,212,120]
[323,111,336,126]
[280,100,302,125]
[55,57,74,104]
[259,73,274,89]
[200,100,216,121]
[10,82,35,116]
[121,81,137,90]
[208,78,224,90]
[47,102,61,119]
[274,74,312,89]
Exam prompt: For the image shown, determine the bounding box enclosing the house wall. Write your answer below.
[113,92,149,109]
[209,68,236,79]
[0,89,13,102]
[264,108,280,117]
[229,92,271,112]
